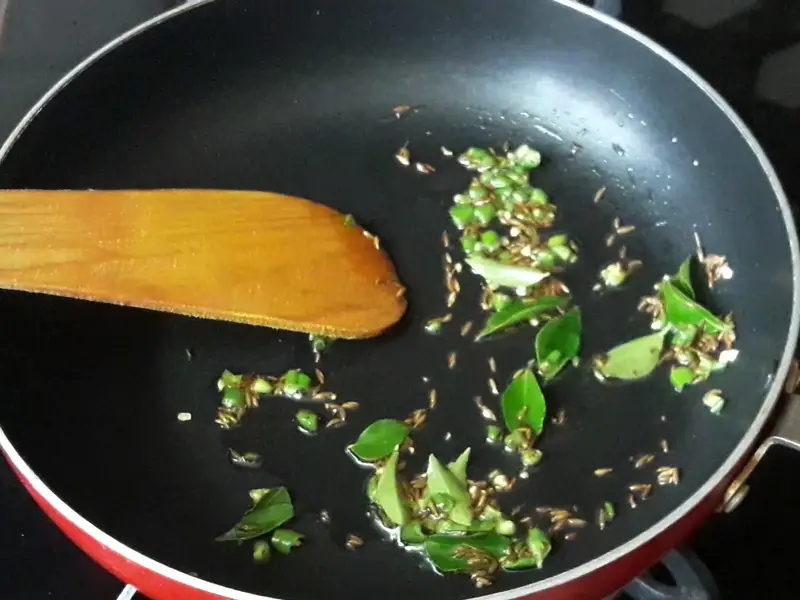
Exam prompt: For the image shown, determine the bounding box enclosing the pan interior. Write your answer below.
[0,1,794,599]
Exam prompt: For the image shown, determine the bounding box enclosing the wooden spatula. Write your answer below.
[0,189,407,339]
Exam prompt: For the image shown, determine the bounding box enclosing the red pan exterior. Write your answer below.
[4,448,729,600]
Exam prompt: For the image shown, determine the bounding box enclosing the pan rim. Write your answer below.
[0,0,798,598]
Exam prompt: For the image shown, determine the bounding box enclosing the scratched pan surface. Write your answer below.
[0,0,796,599]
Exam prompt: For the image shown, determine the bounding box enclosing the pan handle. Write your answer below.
[623,548,719,600]
[718,391,800,513]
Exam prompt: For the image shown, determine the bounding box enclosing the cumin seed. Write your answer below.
[345,534,364,550]
[447,351,457,369]
[633,454,655,469]
[593,186,607,203]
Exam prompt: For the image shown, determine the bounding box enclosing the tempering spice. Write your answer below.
[203,142,741,586]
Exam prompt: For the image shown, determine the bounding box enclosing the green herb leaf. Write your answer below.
[673,257,695,299]
[501,369,546,435]
[374,450,409,526]
[423,533,511,574]
[216,487,294,542]
[366,473,379,502]
[447,448,471,485]
[430,493,456,514]
[270,529,304,554]
[671,324,698,347]
[476,296,567,340]
[662,281,730,335]
[466,255,550,289]
[535,307,582,381]
[349,419,410,462]
[595,330,668,381]
[526,528,552,568]
[501,546,538,570]
[400,521,427,545]
[426,455,471,526]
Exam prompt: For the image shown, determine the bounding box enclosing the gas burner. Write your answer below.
[619,549,719,600]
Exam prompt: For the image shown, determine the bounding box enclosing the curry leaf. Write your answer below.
[423,533,511,574]
[400,521,427,545]
[673,257,695,299]
[426,455,471,526]
[466,255,550,289]
[447,448,471,485]
[476,296,567,340]
[501,368,546,435]
[349,419,410,462]
[535,307,582,381]
[595,329,668,381]
[374,450,409,526]
[662,280,730,335]
[216,487,294,542]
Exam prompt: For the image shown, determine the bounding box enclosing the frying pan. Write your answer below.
[0,0,798,599]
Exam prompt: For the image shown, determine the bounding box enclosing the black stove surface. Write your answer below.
[1,1,799,598]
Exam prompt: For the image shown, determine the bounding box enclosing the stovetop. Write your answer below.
[1,1,800,598]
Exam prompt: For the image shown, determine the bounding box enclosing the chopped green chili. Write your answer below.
[250,377,273,395]
[450,205,476,229]
[495,519,516,536]
[479,230,502,253]
[221,387,246,410]
[270,529,304,555]
[486,424,502,444]
[282,370,312,398]
[669,366,696,392]
[521,447,543,467]
[296,409,319,434]
[309,334,335,355]
[218,370,243,391]
[253,540,271,564]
